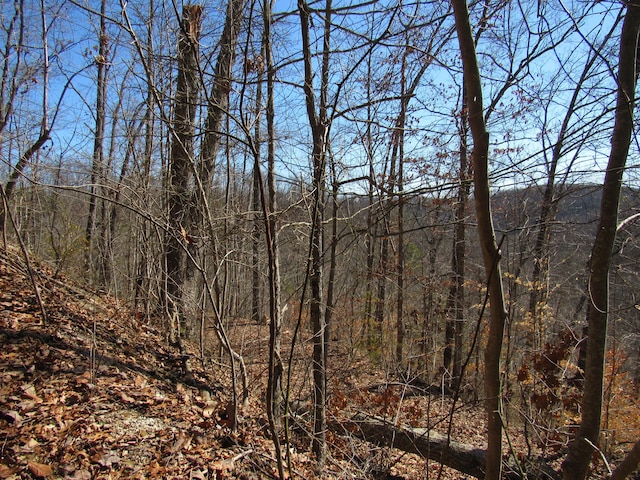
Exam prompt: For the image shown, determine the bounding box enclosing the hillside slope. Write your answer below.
[0,247,279,479]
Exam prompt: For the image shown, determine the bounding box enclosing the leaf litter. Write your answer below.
[0,250,279,479]
[2,247,613,480]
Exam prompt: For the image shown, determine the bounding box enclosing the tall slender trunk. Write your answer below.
[394,50,408,366]
[105,117,134,289]
[134,0,156,316]
[261,3,284,474]
[363,41,377,345]
[199,0,246,191]
[374,213,391,343]
[373,126,397,347]
[445,84,470,387]
[562,4,640,479]
[326,160,338,352]
[396,157,404,365]
[164,5,203,335]
[100,72,131,289]
[452,1,508,478]
[85,0,108,280]
[251,33,262,324]
[251,161,261,323]
[298,0,331,468]
[192,0,245,324]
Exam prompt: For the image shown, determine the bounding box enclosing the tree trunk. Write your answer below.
[164,5,203,336]
[258,3,286,476]
[251,161,261,323]
[190,0,245,325]
[298,0,332,468]
[395,46,406,366]
[198,0,246,190]
[609,439,640,480]
[562,4,640,480]
[452,2,509,479]
[445,83,470,387]
[309,137,327,470]
[133,0,156,318]
[85,0,108,281]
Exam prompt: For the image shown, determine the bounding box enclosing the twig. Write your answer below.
[584,437,612,477]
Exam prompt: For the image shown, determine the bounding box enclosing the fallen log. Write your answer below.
[333,412,487,478]
[331,413,560,479]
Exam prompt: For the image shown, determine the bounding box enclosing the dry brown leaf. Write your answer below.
[2,410,22,425]
[75,371,92,385]
[189,468,207,479]
[17,399,38,412]
[0,464,20,478]
[21,384,41,402]
[19,438,40,453]
[67,469,91,480]
[119,391,135,403]
[134,374,147,388]
[27,461,53,478]
[202,404,216,418]
[171,433,193,453]
[89,451,103,464]
[148,461,165,476]
[211,458,235,476]
[97,451,121,467]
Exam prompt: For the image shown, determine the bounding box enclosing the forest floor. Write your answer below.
[0,246,630,479]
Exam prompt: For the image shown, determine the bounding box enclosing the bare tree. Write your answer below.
[1,0,49,231]
[452,1,509,478]
[298,0,331,466]
[198,0,246,191]
[164,4,203,340]
[527,14,622,346]
[562,4,640,479]
[444,80,470,387]
[84,0,108,280]
[0,0,24,138]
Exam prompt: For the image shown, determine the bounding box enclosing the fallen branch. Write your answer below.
[331,413,559,480]
[334,412,486,478]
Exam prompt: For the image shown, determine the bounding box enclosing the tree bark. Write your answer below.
[451,1,508,479]
[609,439,640,480]
[259,2,285,476]
[298,0,331,468]
[562,4,640,480]
[84,0,108,280]
[336,413,488,478]
[164,5,203,334]
[445,82,470,386]
[198,0,246,189]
